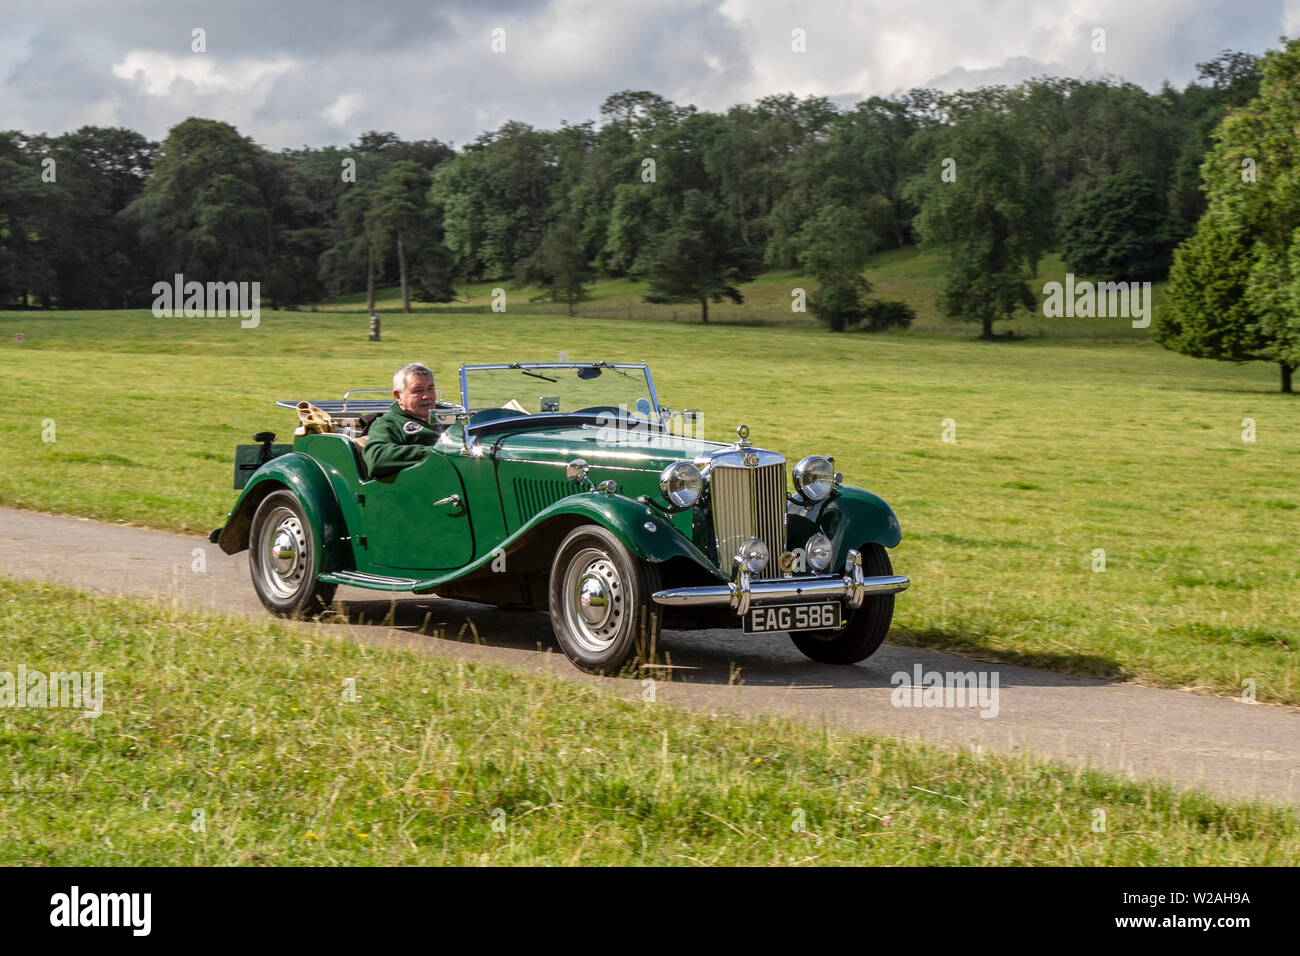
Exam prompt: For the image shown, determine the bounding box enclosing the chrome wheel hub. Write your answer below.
[576,572,611,627]
[562,548,624,654]
[270,529,298,575]
[255,507,308,600]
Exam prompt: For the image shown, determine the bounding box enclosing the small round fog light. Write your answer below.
[806,532,833,572]
[739,537,769,575]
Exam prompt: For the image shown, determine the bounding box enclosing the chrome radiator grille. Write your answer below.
[710,463,787,566]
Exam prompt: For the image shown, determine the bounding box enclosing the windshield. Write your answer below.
[461,363,662,424]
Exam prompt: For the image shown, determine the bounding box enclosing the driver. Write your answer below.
[363,363,444,478]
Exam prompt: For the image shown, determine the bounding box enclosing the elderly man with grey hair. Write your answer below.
[362,362,444,478]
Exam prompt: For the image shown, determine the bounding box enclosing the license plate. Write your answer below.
[743,602,841,634]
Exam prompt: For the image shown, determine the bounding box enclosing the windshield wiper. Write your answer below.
[509,363,557,383]
[593,362,637,381]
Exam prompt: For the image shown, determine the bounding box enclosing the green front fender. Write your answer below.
[216,453,349,573]
[411,491,723,593]
[789,484,903,569]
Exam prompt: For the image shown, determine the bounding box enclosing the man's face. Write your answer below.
[395,372,437,421]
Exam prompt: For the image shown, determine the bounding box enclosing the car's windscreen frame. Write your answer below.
[458,363,665,425]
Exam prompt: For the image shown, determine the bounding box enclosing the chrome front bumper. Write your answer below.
[651,548,909,617]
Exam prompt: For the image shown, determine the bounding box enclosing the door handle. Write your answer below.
[433,494,462,508]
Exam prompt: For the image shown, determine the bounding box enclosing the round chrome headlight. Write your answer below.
[658,461,703,509]
[739,536,769,575]
[793,456,836,502]
[806,532,833,572]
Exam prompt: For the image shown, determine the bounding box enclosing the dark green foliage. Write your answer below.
[643,191,759,322]
[1158,39,1300,392]
[0,47,1276,318]
[908,112,1050,338]
[798,204,878,331]
[1061,172,1187,281]
[1158,209,1265,360]
[861,299,916,331]
[431,121,556,281]
[515,221,592,316]
[126,118,268,283]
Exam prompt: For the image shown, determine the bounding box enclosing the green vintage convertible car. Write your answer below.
[212,361,909,673]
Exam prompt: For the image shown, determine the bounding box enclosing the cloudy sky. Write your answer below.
[2,0,1296,150]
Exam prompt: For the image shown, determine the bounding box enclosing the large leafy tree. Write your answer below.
[516,220,592,315]
[126,118,269,284]
[0,133,51,307]
[1060,171,1186,281]
[430,121,556,280]
[1158,38,1300,393]
[313,131,455,308]
[1166,51,1261,227]
[367,161,429,313]
[48,127,157,307]
[643,190,759,323]
[908,111,1050,338]
[798,204,879,331]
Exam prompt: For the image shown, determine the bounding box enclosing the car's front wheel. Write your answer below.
[790,543,895,664]
[248,490,337,618]
[549,524,661,674]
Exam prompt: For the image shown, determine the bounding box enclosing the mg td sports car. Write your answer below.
[211,362,909,674]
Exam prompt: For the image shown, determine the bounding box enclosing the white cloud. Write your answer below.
[323,92,364,127]
[111,50,298,97]
[1286,0,1300,35]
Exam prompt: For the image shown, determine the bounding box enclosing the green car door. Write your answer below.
[362,450,475,571]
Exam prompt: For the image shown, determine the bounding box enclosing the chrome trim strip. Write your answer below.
[493,458,666,474]
[651,575,909,609]
[318,571,420,591]
[652,548,909,612]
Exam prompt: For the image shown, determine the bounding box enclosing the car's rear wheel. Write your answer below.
[790,543,895,664]
[549,524,661,674]
[248,490,337,618]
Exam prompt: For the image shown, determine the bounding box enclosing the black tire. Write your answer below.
[790,543,895,664]
[248,490,337,618]
[548,524,662,674]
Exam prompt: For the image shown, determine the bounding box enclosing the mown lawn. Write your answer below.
[0,306,1295,705]
[1,579,1293,865]
[313,246,1164,339]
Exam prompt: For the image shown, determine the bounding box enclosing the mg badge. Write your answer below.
[744,452,759,467]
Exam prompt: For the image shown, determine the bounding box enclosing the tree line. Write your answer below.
[1,45,1294,387]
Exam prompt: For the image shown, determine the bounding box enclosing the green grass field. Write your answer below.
[2,579,1293,865]
[315,246,1164,339]
[1,298,1295,706]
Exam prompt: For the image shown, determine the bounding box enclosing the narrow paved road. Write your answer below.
[2,506,1297,807]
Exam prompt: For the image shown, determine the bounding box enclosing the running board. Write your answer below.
[318,570,420,592]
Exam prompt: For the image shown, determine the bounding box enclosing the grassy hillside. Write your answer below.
[1,579,1292,865]
[314,246,1164,340]
[1,308,1294,705]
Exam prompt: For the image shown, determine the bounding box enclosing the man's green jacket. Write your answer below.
[362,402,443,478]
